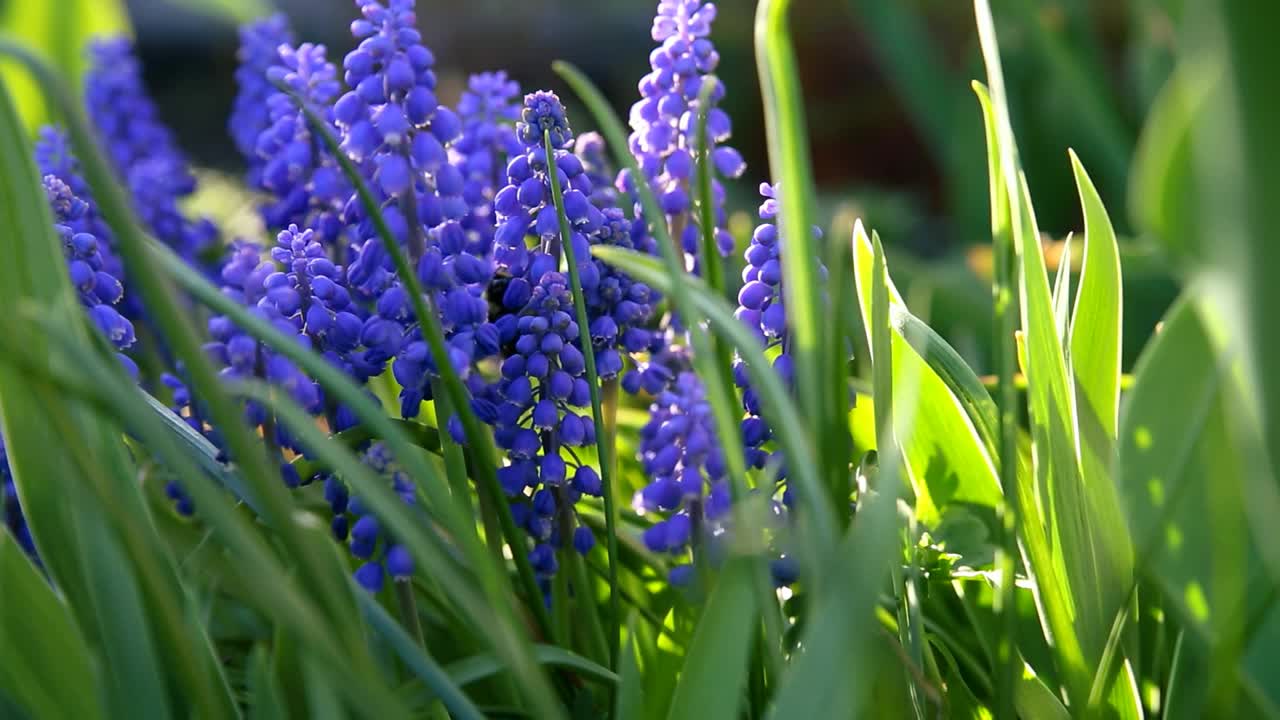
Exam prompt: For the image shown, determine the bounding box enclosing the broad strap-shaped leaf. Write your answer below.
[1118,294,1280,715]
[1051,232,1073,346]
[1069,153,1123,445]
[1068,156,1136,690]
[973,3,1135,713]
[665,560,758,720]
[0,535,104,720]
[852,223,1001,522]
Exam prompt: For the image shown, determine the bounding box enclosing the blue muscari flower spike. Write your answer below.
[634,371,731,582]
[230,14,294,172]
[205,240,320,445]
[734,182,789,476]
[264,224,391,387]
[636,371,729,518]
[452,71,523,253]
[0,430,37,559]
[482,90,625,582]
[495,93,661,384]
[333,0,465,243]
[620,0,744,268]
[324,443,417,591]
[390,218,499,419]
[492,90,604,276]
[85,38,218,262]
[35,127,152,323]
[256,42,353,249]
[635,369,795,587]
[574,132,619,210]
[733,183,824,496]
[330,0,501,419]
[583,206,659,378]
[168,222,411,519]
[43,175,137,364]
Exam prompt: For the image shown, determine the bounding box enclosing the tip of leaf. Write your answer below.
[870,229,885,257]
[1067,147,1085,173]
[852,218,869,244]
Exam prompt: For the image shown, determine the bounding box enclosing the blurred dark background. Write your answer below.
[24,0,1184,369]
[122,0,1175,242]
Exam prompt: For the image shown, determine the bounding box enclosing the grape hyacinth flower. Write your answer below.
[733,183,824,493]
[263,224,397,391]
[635,371,730,577]
[204,239,320,454]
[230,14,294,173]
[636,369,797,587]
[44,175,137,360]
[328,0,502,418]
[621,0,745,267]
[324,443,417,592]
[333,0,465,257]
[583,207,659,379]
[389,216,500,419]
[574,131,619,210]
[255,42,354,249]
[451,71,523,253]
[35,127,154,321]
[85,39,218,261]
[485,91,612,582]
[491,90,603,276]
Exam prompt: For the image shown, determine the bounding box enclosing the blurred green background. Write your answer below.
[2,0,1183,371]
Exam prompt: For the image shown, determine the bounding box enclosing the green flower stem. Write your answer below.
[544,129,622,669]
[432,381,477,518]
[569,549,612,669]
[396,579,428,652]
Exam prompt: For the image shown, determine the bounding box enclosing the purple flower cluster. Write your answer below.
[333,0,464,243]
[85,39,217,262]
[483,91,614,584]
[230,14,294,174]
[621,0,744,267]
[45,176,136,357]
[733,183,819,488]
[452,72,523,251]
[255,42,354,248]
[40,0,810,599]
[635,367,797,587]
[574,132,618,210]
[635,371,730,579]
[325,443,416,592]
[582,207,658,378]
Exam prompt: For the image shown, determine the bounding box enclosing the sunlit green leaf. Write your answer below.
[852,222,1001,523]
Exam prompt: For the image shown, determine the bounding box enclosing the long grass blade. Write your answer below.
[753,0,839,526]
[973,5,1135,712]
[665,559,758,720]
[0,307,414,717]
[0,39,384,679]
[355,589,486,720]
[0,535,103,720]
[447,645,619,689]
